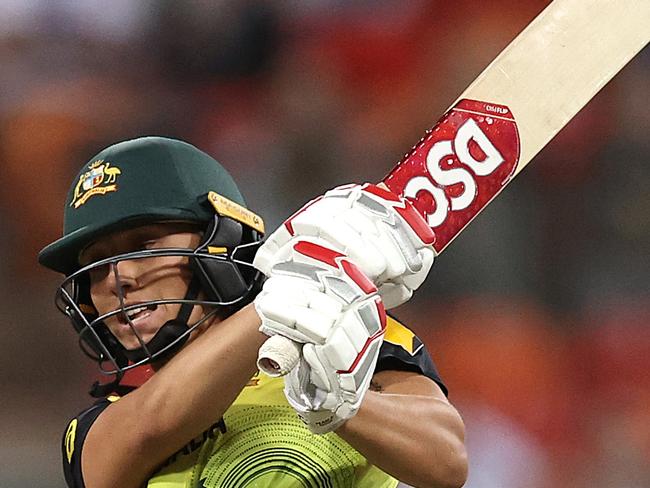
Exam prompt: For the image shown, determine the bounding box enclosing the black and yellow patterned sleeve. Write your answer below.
[62,397,116,488]
[375,315,448,396]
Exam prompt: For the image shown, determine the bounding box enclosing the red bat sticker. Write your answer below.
[383,99,521,254]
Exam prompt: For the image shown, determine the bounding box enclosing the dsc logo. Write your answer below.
[403,118,505,228]
[384,99,520,252]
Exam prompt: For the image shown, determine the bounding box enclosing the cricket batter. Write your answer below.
[39,136,467,488]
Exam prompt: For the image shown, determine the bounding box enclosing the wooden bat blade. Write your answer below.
[383,0,650,254]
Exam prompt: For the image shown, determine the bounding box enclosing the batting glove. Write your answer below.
[254,239,386,433]
[254,183,435,309]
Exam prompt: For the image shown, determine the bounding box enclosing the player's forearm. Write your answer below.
[336,391,468,488]
[85,303,264,485]
[138,303,264,451]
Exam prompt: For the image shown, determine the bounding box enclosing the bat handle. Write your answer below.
[257,335,302,377]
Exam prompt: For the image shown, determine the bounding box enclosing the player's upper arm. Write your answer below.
[79,394,164,488]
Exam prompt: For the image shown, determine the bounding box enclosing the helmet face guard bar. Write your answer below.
[55,242,264,377]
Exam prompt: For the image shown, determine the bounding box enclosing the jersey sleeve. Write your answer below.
[375,315,448,396]
[62,397,114,488]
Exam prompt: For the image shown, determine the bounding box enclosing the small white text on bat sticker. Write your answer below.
[485,104,509,115]
[403,119,505,228]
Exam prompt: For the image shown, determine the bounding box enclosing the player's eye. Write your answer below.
[87,263,110,284]
[138,239,159,251]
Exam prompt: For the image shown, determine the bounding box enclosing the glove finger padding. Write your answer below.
[255,238,382,342]
[283,297,386,434]
[253,183,436,309]
[255,275,344,344]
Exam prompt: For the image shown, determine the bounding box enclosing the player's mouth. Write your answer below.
[118,303,159,326]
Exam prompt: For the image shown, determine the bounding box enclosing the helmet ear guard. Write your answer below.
[192,214,265,308]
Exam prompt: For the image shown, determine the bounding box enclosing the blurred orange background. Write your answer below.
[1,1,648,487]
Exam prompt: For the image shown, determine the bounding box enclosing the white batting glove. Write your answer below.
[254,183,436,309]
[254,238,386,433]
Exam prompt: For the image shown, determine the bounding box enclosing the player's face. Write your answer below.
[80,223,210,350]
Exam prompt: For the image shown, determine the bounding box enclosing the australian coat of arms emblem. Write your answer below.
[70,160,122,208]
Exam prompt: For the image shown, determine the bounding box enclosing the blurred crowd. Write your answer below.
[1,1,648,487]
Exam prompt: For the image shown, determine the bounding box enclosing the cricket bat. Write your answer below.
[257,0,650,376]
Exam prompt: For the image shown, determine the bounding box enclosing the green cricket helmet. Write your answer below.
[39,137,265,394]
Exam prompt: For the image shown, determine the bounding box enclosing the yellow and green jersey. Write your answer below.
[62,317,445,488]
